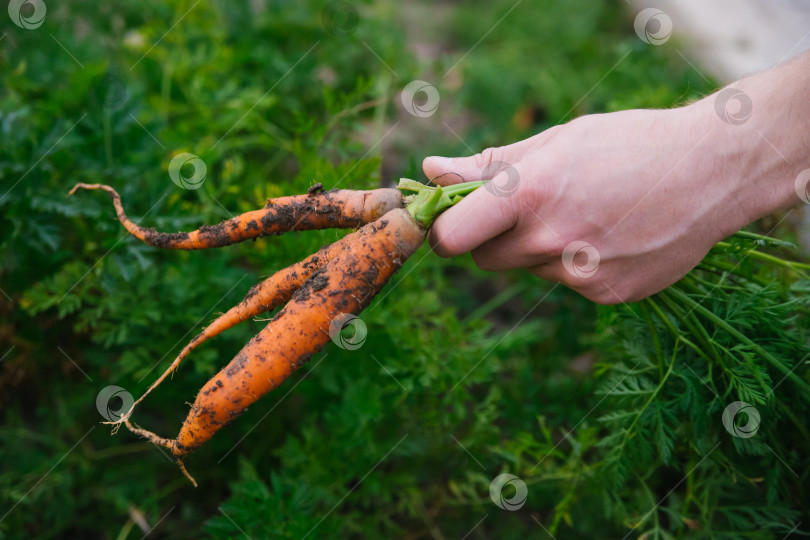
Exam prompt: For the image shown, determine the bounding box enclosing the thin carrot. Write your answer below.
[125,208,426,461]
[68,183,404,250]
[107,223,379,429]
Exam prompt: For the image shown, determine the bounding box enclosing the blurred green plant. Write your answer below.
[1,0,808,539]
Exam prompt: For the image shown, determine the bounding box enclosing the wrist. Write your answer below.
[664,101,759,241]
[698,54,810,227]
[685,59,810,234]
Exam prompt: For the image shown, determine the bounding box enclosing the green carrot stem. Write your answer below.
[697,258,770,287]
[398,178,486,227]
[666,287,810,396]
[732,230,796,249]
[644,297,713,365]
[657,290,723,365]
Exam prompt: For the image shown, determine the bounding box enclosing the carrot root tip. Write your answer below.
[103,420,124,435]
[177,459,198,488]
[69,183,93,196]
[101,405,137,435]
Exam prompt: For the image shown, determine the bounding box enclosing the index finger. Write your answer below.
[428,170,520,257]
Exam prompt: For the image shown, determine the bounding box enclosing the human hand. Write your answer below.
[424,105,776,304]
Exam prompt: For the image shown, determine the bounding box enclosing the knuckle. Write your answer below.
[474,147,500,171]
[565,114,594,131]
[535,234,567,259]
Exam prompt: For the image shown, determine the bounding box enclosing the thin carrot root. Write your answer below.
[121,417,175,450]
[115,417,197,486]
[68,183,404,250]
[176,459,198,488]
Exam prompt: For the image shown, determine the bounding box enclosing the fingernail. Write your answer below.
[424,156,457,181]
[426,156,455,169]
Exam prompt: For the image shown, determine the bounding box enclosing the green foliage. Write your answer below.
[2,1,808,539]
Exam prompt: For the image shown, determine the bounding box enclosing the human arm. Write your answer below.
[424,51,810,304]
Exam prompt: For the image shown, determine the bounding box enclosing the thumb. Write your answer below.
[422,140,530,186]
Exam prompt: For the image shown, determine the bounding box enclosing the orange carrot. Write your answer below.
[108,222,380,428]
[123,208,426,474]
[106,180,487,485]
[68,183,404,250]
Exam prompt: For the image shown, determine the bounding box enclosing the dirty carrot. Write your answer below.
[122,208,422,482]
[68,183,404,250]
[128,208,420,446]
[112,179,485,484]
[109,223,380,428]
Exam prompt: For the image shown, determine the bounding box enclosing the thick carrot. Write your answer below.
[111,180,487,485]
[68,183,404,250]
[125,208,426,462]
[108,223,379,428]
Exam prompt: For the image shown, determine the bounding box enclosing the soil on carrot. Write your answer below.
[293,272,330,302]
[223,354,249,377]
[261,192,370,232]
[143,229,192,249]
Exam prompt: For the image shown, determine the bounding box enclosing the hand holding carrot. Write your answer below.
[425,51,810,304]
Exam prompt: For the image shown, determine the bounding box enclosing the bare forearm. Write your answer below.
[696,51,810,225]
